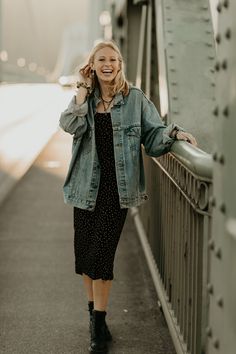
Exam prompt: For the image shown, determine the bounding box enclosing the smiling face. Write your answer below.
[92,46,121,84]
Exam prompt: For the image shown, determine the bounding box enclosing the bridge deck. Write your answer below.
[0,131,176,354]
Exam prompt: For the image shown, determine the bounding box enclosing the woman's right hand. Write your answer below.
[79,64,93,86]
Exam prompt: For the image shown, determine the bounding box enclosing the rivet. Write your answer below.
[208,238,215,250]
[203,17,210,22]
[169,42,173,46]
[217,3,222,12]
[173,111,179,114]
[173,96,178,100]
[223,106,229,117]
[171,82,177,86]
[167,30,173,33]
[213,106,219,116]
[215,247,222,259]
[167,18,172,21]
[206,30,212,34]
[222,59,228,69]
[209,196,216,207]
[207,283,214,295]
[201,5,208,10]
[170,68,176,72]
[206,42,213,47]
[215,62,220,71]
[217,296,224,307]
[220,203,226,214]
[206,326,213,337]
[208,55,215,60]
[219,155,225,164]
[215,33,221,43]
[169,55,174,59]
[211,82,216,87]
[213,338,220,349]
[213,152,218,161]
[223,0,229,8]
[225,28,231,39]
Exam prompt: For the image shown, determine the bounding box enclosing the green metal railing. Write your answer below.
[132,143,213,354]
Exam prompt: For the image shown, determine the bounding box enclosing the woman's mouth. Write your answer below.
[102,69,113,74]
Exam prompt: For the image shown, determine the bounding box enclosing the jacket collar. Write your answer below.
[93,87,124,106]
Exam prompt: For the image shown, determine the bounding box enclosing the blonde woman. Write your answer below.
[59,40,196,353]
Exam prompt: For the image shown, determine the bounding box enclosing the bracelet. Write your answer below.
[76,81,92,94]
[171,128,179,139]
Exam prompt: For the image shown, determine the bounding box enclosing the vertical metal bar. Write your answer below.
[145,2,152,98]
[186,199,192,350]
[176,189,181,321]
[180,186,185,328]
[136,5,147,88]
[190,208,195,354]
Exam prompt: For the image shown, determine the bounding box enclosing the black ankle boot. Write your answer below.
[88,302,112,342]
[89,310,108,353]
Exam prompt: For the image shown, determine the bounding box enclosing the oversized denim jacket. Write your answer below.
[59,86,182,210]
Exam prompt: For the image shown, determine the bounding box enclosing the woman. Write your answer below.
[59,40,196,353]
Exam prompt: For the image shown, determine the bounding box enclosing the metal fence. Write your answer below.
[131,142,213,354]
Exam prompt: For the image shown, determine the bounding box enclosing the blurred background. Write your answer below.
[0,0,219,84]
[0,0,113,84]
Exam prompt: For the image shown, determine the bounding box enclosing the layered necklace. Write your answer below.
[101,95,114,114]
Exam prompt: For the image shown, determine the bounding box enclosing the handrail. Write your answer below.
[171,141,213,180]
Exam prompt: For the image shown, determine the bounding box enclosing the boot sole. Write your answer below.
[88,346,108,353]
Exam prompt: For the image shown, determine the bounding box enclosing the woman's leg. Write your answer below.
[82,274,112,310]
[93,279,112,311]
[82,273,94,301]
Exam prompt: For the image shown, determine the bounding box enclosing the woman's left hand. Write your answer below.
[176,131,197,146]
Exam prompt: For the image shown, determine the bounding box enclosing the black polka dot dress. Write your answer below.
[73,113,128,280]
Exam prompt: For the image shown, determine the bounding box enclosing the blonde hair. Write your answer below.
[87,40,129,97]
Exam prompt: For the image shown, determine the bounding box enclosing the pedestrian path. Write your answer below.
[0,130,176,354]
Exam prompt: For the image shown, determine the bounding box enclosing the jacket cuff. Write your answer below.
[162,123,185,144]
[67,96,88,116]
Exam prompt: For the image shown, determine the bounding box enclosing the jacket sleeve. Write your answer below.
[59,96,88,138]
[141,97,185,157]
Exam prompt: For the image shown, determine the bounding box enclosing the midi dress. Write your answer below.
[73,112,128,280]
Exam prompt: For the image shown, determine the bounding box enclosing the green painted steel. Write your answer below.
[159,0,216,153]
[171,141,213,180]
[207,1,236,354]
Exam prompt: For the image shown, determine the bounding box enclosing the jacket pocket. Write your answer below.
[125,126,141,152]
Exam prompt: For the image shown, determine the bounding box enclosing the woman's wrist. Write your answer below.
[76,81,92,95]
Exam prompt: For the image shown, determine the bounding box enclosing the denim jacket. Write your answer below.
[59,86,182,210]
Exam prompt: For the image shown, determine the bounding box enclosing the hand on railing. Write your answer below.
[172,129,197,147]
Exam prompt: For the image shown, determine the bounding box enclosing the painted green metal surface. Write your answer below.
[208,1,236,354]
[159,0,216,153]
[171,141,213,180]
